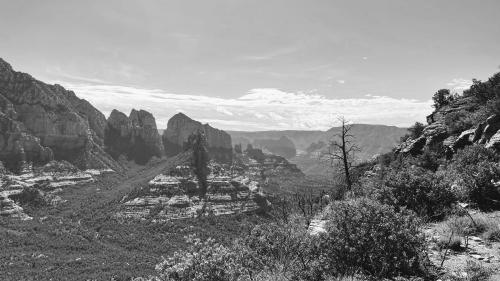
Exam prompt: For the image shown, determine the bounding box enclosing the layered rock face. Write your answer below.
[397,95,500,156]
[104,109,164,164]
[0,58,120,172]
[162,113,232,163]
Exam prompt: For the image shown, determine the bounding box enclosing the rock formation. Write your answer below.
[397,94,500,156]
[0,58,120,172]
[162,113,232,163]
[104,109,164,164]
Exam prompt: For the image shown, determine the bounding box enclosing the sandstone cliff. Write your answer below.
[104,109,164,164]
[0,58,120,172]
[162,113,232,163]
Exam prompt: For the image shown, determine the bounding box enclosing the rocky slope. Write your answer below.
[397,94,500,157]
[0,58,120,172]
[162,113,232,163]
[105,109,164,164]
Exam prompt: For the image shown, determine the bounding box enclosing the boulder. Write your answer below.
[452,129,475,151]
[486,130,500,151]
[401,136,427,155]
[422,122,448,146]
[162,113,232,163]
[479,114,500,144]
[472,122,486,143]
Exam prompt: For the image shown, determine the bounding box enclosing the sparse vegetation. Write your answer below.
[433,89,454,109]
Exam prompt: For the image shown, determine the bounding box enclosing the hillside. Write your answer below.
[0,58,121,172]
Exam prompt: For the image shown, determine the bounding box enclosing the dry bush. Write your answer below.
[440,213,500,244]
[449,260,493,281]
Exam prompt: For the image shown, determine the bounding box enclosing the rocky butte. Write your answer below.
[162,112,233,164]
[105,109,164,164]
[0,58,120,173]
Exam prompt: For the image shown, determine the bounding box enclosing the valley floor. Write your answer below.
[0,156,269,281]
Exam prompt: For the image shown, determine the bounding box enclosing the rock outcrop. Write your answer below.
[104,109,164,164]
[0,58,120,172]
[162,113,232,163]
[398,92,500,156]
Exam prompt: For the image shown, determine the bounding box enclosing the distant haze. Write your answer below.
[1,0,499,130]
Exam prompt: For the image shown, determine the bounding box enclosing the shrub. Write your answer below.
[433,89,453,109]
[483,227,500,242]
[417,147,444,172]
[444,110,474,135]
[436,232,462,251]
[318,199,427,278]
[155,235,245,281]
[9,187,46,207]
[444,213,500,243]
[448,146,500,210]
[236,215,323,280]
[449,260,493,281]
[376,164,455,220]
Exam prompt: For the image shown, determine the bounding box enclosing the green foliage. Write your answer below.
[156,201,428,280]
[401,122,426,142]
[416,147,444,172]
[447,146,500,210]
[9,187,46,207]
[188,131,210,198]
[444,108,490,135]
[463,73,500,104]
[319,199,426,278]
[156,235,245,281]
[236,216,322,280]
[433,89,453,109]
[372,164,455,220]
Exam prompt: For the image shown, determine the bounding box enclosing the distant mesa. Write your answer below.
[0,57,121,173]
[104,108,164,165]
[162,112,233,164]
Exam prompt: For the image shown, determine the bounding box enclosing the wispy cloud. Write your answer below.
[237,45,301,62]
[447,78,472,92]
[54,82,432,131]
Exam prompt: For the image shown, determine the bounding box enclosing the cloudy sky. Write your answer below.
[1,0,500,130]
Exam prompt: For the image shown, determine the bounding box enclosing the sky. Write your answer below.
[1,0,500,130]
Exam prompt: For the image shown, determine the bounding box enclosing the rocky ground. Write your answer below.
[116,172,262,222]
[425,211,500,280]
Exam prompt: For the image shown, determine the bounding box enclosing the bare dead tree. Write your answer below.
[324,116,359,193]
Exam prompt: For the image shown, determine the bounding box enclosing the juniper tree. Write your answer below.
[188,130,210,199]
